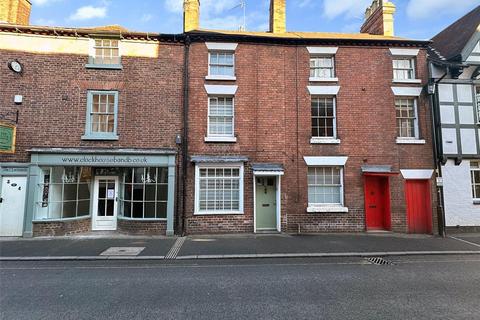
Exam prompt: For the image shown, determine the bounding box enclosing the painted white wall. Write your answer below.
[443,159,480,226]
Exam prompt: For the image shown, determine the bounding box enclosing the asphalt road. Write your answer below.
[1,256,480,320]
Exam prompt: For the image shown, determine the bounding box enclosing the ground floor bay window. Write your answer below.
[119,167,169,220]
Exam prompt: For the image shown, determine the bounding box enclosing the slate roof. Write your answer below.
[431,5,480,61]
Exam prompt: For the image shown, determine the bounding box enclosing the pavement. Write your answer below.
[1,232,480,260]
[2,256,480,319]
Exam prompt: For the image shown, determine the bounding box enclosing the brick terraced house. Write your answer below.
[182,0,439,235]
[0,0,440,237]
[0,0,184,236]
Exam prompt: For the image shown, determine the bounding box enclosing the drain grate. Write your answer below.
[366,257,394,266]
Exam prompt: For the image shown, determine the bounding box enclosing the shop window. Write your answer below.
[120,167,169,220]
[194,164,244,214]
[82,91,119,140]
[35,167,92,220]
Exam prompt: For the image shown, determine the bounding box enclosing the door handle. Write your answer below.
[369,205,377,208]
[0,197,3,203]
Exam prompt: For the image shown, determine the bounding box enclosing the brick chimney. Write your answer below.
[269,0,286,33]
[184,0,200,32]
[360,0,396,37]
[0,0,31,25]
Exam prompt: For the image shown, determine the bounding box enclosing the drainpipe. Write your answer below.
[180,35,191,237]
[428,61,448,237]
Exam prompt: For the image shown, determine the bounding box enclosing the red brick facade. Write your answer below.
[184,40,438,235]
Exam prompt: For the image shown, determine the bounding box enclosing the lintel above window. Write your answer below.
[307,47,338,55]
[206,42,238,51]
[389,48,420,57]
[304,156,348,166]
[308,86,340,95]
[204,85,238,95]
[391,87,423,97]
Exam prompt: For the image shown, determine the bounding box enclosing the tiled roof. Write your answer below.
[431,5,480,61]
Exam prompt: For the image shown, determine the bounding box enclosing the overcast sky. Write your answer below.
[30,0,479,39]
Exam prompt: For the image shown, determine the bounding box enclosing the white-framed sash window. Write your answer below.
[87,38,122,68]
[209,52,235,77]
[310,56,335,79]
[393,58,415,80]
[395,97,419,139]
[471,161,480,201]
[311,96,336,138]
[208,96,234,138]
[194,164,244,215]
[307,166,344,207]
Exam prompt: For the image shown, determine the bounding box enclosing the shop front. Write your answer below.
[25,148,177,237]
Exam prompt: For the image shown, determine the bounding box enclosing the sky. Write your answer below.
[29,0,479,40]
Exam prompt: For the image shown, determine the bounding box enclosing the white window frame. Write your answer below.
[206,95,236,142]
[476,86,480,124]
[395,97,425,144]
[306,166,348,213]
[310,95,339,143]
[471,162,480,201]
[194,163,244,215]
[392,57,420,83]
[309,55,337,82]
[86,38,122,69]
[207,50,236,81]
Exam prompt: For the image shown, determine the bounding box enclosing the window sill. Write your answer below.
[205,136,237,143]
[392,79,422,84]
[194,211,244,216]
[85,64,123,70]
[473,200,480,205]
[310,137,341,144]
[309,77,339,82]
[118,217,167,222]
[33,216,91,223]
[205,75,237,81]
[307,206,349,213]
[82,134,119,141]
[396,138,426,145]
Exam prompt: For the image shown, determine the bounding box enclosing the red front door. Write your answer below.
[364,176,391,231]
[405,180,432,234]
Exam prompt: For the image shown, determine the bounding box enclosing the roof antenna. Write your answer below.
[230,0,246,31]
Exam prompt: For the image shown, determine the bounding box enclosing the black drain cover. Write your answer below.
[367,257,394,265]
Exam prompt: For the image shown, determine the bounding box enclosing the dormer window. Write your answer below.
[206,42,238,81]
[390,48,421,83]
[86,38,122,69]
[307,47,338,82]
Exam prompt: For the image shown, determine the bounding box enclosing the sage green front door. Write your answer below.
[255,177,277,231]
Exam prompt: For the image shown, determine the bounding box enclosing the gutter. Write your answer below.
[427,61,448,237]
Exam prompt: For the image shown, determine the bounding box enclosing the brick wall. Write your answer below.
[185,41,438,235]
[33,218,91,237]
[0,40,184,164]
[118,219,167,235]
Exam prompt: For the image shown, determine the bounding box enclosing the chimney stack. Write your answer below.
[269,0,286,33]
[360,0,396,37]
[0,0,31,25]
[183,0,200,32]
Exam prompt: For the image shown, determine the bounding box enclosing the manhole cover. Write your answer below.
[366,257,394,266]
[100,247,145,256]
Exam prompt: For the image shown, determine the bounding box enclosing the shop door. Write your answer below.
[0,176,27,237]
[364,176,391,231]
[405,180,432,234]
[92,176,119,231]
[255,177,277,231]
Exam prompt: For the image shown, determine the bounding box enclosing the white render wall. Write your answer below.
[443,159,480,226]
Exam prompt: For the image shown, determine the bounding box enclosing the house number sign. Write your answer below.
[0,122,16,154]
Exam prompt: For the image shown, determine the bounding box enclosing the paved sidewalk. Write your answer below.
[1,233,479,260]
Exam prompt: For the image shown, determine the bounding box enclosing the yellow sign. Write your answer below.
[0,122,16,154]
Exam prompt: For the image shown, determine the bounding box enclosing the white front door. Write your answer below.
[92,176,119,231]
[0,176,27,237]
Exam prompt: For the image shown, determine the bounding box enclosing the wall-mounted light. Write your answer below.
[14,95,23,105]
[427,83,436,95]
